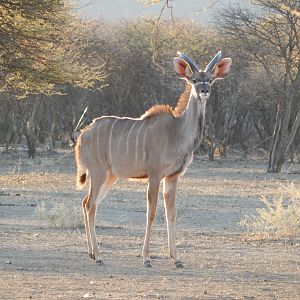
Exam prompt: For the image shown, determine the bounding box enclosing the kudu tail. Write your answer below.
[75,138,88,189]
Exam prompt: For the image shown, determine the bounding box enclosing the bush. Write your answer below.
[36,200,83,229]
[241,183,300,239]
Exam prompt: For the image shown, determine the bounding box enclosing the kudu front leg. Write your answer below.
[163,176,183,268]
[142,178,160,267]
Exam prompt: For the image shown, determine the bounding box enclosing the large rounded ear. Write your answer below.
[211,58,232,80]
[173,57,193,80]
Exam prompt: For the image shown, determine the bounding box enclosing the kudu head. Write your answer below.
[173,51,232,101]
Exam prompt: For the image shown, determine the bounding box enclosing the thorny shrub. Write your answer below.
[36,200,83,229]
[241,183,300,239]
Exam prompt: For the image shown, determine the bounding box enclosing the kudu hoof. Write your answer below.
[175,260,184,268]
[144,260,152,268]
[89,253,95,260]
[96,259,105,266]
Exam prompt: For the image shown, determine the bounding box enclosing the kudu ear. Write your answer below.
[211,58,232,81]
[173,57,193,80]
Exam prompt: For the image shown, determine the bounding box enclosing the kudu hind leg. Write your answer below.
[84,181,102,262]
[85,169,115,265]
[82,195,93,258]
[163,176,183,268]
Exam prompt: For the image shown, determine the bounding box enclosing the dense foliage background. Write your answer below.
[0,0,299,172]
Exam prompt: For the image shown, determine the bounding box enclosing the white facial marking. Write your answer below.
[200,94,210,101]
[108,119,118,165]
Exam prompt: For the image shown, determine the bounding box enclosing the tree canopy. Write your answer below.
[0,0,104,98]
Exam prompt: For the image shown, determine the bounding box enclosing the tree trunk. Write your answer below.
[24,100,41,159]
[267,100,286,173]
[267,98,300,172]
[208,142,216,161]
[268,143,285,173]
[46,120,56,152]
[26,134,36,159]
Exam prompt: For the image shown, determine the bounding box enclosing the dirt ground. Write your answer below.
[0,150,299,300]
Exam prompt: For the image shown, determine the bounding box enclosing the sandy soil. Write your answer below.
[0,150,299,299]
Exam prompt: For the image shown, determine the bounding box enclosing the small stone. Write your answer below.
[5,261,12,264]
[144,260,152,268]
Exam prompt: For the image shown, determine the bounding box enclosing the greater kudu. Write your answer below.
[75,51,232,267]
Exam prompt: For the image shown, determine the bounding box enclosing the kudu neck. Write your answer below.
[177,88,206,151]
[181,88,205,127]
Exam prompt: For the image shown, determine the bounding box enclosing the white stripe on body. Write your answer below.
[135,120,145,161]
[126,121,138,155]
[117,120,130,154]
[142,120,150,163]
[108,119,118,165]
[96,123,101,163]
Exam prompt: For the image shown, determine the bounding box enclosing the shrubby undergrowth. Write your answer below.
[241,183,300,239]
[36,201,83,229]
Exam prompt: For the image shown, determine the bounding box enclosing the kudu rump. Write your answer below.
[75,51,231,267]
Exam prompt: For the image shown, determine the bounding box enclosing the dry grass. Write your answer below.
[36,200,83,229]
[157,197,190,224]
[241,182,300,239]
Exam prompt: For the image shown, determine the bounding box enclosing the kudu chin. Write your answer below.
[75,51,232,267]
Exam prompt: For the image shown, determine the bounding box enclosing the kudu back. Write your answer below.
[75,51,232,267]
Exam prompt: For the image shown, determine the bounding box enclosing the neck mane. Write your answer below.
[141,83,192,119]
